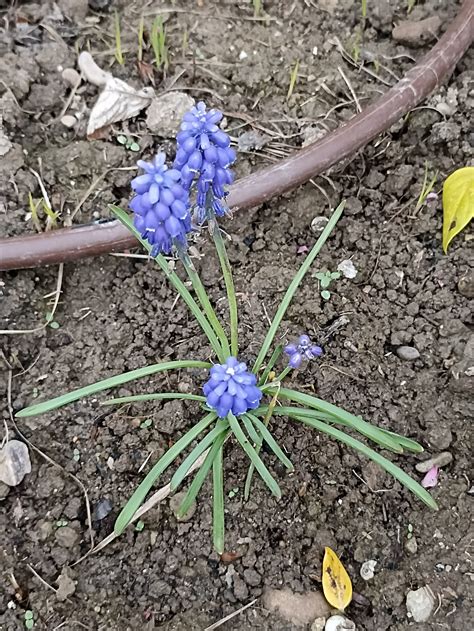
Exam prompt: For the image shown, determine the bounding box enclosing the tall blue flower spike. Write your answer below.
[174,101,235,223]
[203,357,263,418]
[129,153,191,256]
[284,334,323,369]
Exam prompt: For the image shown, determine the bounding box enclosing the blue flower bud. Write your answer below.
[203,357,263,418]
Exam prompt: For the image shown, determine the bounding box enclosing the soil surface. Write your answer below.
[1,1,473,630]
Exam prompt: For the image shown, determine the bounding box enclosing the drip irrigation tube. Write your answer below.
[1,0,473,271]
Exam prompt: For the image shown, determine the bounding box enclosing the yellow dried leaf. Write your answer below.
[322,546,352,611]
[442,166,474,253]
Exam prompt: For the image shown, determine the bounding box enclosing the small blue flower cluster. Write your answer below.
[284,335,323,369]
[129,153,191,256]
[174,101,235,223]
[203,357,262,418]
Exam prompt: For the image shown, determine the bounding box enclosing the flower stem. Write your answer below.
[180,251,231,360]
[210,218,238,357]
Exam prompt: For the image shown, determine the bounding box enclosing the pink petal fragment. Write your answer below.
[421,465,439,488]
[297,245,309,254]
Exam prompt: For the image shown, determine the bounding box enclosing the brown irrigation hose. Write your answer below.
[1,1,473,271]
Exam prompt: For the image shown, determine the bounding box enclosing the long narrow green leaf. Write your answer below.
[171,419,229,491]
[212,442,225,554]
[111,205,225,361]
[379,429,424,453]
[177,429,228,518]
[228,412,281,498]
[258,344,283,386]
[287,412,438,509]
[246,413,294,471]
[114,412,216,534]
[253,201,345,373]
[101,393,206,406]
[270,388,405,453]
[241,414,262,445]
[16,360,211,418]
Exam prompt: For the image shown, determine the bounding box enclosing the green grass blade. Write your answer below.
[212,441,225,554]
[379,429,424,453]
[253,201,345,373]
[288,412,438,509]
[258,343,283,386]
[101,393,206,406]
[246,413,294,471]
[110,205,225,361]
[241,414,262,446]
[16,360,211,418]
[272,388,405,453]
[211,219,239,357]
[171,419,229,491]
[114,412,216,534]
[177,429,228,518]
[228,413,281,498]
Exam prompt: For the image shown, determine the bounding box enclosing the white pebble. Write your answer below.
[325,615,356,631]
[239,50,248,60]
[360,559,377,580]
[337,259,358,279]
[61,115,77,128]
[61,67,81,86]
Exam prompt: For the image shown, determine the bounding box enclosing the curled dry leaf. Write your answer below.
[0,440,31,486]
[78,51,155,137]
[322,547,353,611]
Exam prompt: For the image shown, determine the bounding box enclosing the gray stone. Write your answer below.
[406,586,435,622]
[243,568,261,587]
[458,271,474,299]
[56,568,76,602]
[405,536,418,554]
[146,92,195,137]
[237,130,268,151]
[415,452,453,473]
[0,440,31,486]
[54,526,80,548]
[170,492,196,522]
[325,615,356,631]
[396,346,420,361]
[262,588,331,626]
[233,575,249,601]
[311,617,326,631]
[392,16,441,47]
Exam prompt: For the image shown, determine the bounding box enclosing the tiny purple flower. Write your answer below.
[174,101,235,223]
[284,334,323,369]
[129,153,191,257]
[203,356,262,418]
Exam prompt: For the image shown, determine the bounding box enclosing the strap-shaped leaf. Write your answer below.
[212,443,225,554]
[102,392,206,406]
[228,412,281,498]
[246,413,294,471]
[114,412,216,535]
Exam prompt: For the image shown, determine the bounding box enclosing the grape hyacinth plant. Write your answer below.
[17,101,437,554]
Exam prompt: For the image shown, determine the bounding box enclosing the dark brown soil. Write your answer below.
[1,1,473,630]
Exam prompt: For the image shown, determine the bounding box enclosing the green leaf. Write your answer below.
[170,419,228,491]
[16,360,211,418]
[246,413,294,471]
[129,142,141,152]
[271,388,406,453]
[117,135,127,144]
[241,414,262,445]
[321,290,331,300]
[110,205,226,361]
[442,166,474,253]
[253,201,345,374]
[228,412,281,498]
[177,429,228,518]
[114,412,216,535]
[258,343,283,386]
[289,412,438,510]
[212,442,225,554]
[101,392,206,406]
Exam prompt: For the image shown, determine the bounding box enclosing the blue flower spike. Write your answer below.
[174,101,235,223]
[129,152,192,256]
[203,357,263,418]
[284,334,323,369]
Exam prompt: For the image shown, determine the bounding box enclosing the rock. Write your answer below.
[169,492,196,522]
[415,452,453,473]
[0,440,31,486]
[237,130,269,152]
[61,68,81,86]
[243,568,261,587]
[94,497,113,521]
[360,560,377,580]
[405,536,418,554]
[312,617,326,631]
[54,526,80,548]
[55,568,76,602]
[337,259,357,279]
[262,588,331,626]
[458,271,474,298]
[406,586,435,622]
[311,216,329,235]
[325,615,356,631]
[392,16,441,47]
[396,346,420,361]
[233,575,249,601]
[61,115,77,128]
[146,92,195,137]
[425,424,452,450]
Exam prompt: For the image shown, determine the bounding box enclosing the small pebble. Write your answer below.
[415,451,453,473]
[405,536,418,554]
[396,346,420,361]
[54,526,79,549]
[325,615,356,631]
[406,586,435,622]
[61,115,77,128]
[360,559,377,581]
[457,271,474,299]
[311,216,329,234]
[311,617,326,631]
[94,498,113,521]
[61,68,81,86]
